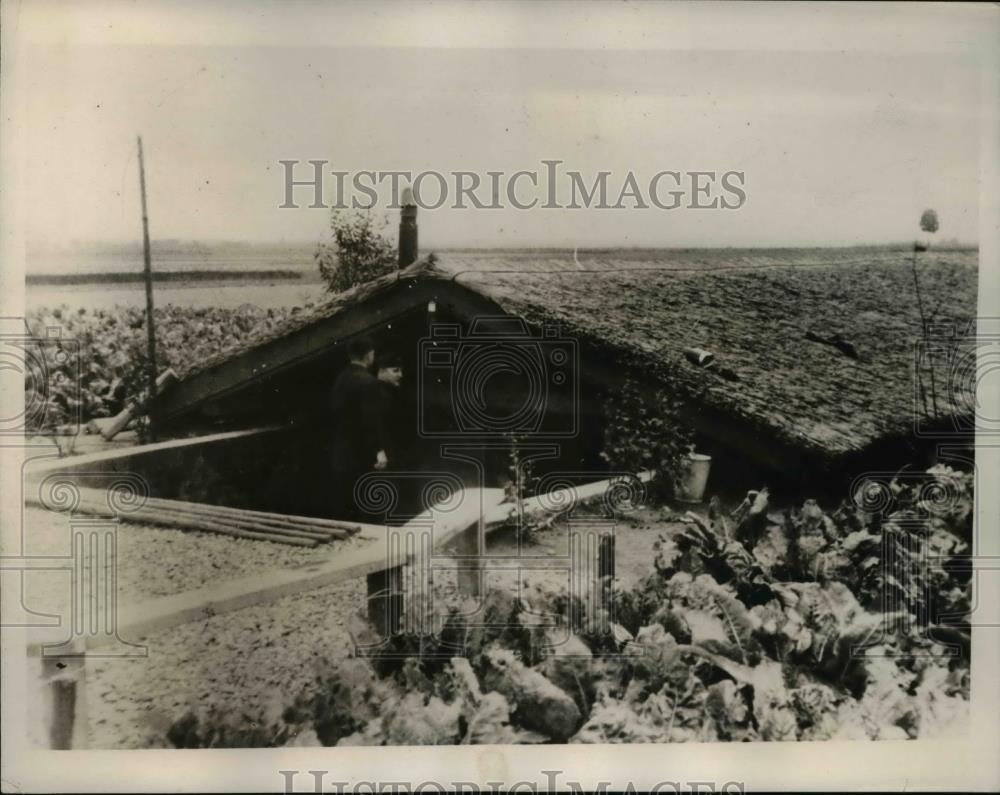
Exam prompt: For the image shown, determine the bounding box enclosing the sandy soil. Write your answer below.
[83,579,364,748]
[18,503,372,748]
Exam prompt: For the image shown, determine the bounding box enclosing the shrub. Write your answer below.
[600,378,695,498]
[315,209,397,293]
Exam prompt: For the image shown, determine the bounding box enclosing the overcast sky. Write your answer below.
[15,2,990,250]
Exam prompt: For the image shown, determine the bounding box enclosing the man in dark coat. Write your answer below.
[375,352,405,464]
[329,336,388,521]
[375,351,420,517]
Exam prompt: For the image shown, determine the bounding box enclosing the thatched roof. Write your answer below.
[171,248,978,462]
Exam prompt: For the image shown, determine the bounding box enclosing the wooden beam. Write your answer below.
[599,532,615,612]
[367,566,403,636]
[26,487,508,652]
[136,135,159,441]
[23,427,282,479]
[31,488,362,539]
[36,638,88,750]
[26,493,321,546]
[474,469,656,534]
[153,279,468,422]
[453,523,483,598]
[24,429,390,540]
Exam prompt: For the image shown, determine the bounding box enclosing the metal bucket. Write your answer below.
[674,452,712,504]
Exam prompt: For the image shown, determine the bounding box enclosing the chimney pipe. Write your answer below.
[398,186,418,269]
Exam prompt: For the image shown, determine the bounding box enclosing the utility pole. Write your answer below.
[137,136,158,440]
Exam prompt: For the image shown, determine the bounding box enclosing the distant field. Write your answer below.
[27,281,329,310]
[30,242,977,276]
[27,269,304,286]
[25,244,978,311]
[26,244,320,309]
[26,247,317,276]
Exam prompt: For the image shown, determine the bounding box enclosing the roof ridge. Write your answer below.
[402,254,447,279]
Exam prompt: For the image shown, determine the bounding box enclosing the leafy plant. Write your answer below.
[315,209,397,293]
[600,378,695,499]
[157,463,971,747]
[502,433,543,542]
[25,304,304,438]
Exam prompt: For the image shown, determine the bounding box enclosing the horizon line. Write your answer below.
[27,238,981,253]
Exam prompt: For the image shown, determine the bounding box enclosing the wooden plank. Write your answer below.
[108,497,352,540]
[367,566,404,636]
[133,495,362,534]
[23,427,282,479]
[83,502,317,546]
[23,487,324,545]
[473,470,656,535]
[27,443,386,537]
[453,521,483,597]
[27,487,507,652]
[100,369,179,440]
[123,509,334,542]
[26,481,363,542]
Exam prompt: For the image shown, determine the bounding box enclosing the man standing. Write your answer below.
[375,352,419,517]
[375,352,405,464]
[330,336,388,521]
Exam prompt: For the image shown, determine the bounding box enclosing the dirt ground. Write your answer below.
[18,501,370,748]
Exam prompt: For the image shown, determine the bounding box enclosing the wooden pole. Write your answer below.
[598,532,615,619]
[39,639,89,749]
[910,244,938,420]
[137,136,158,440]
[366,565,403,636]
